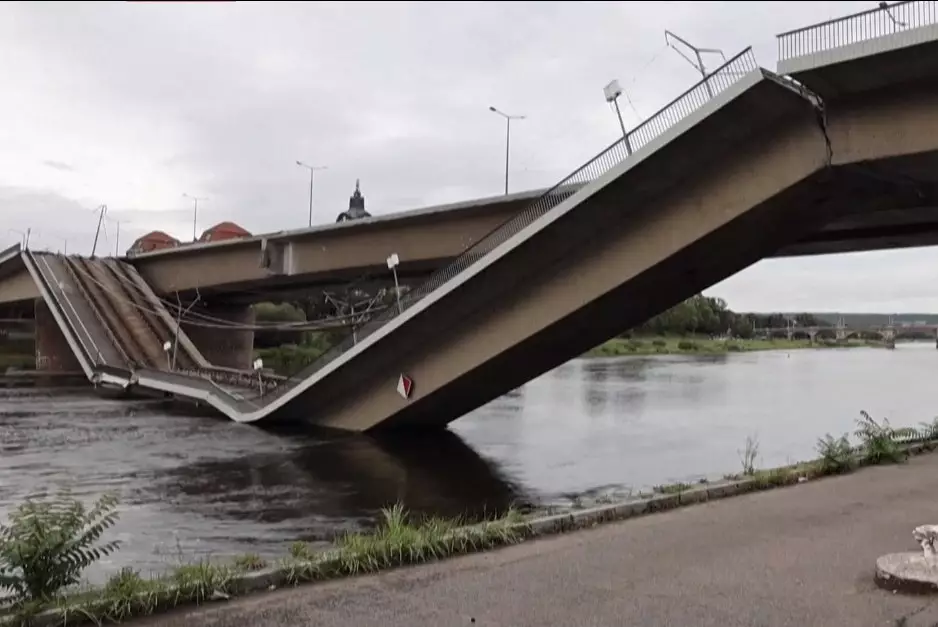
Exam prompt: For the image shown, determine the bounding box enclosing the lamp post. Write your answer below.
[387,253,403,315]
[8,228,31,249]
[182,193,207,242]
[296,161,328,227]
[488,106,525,195]
[603,79,633,155]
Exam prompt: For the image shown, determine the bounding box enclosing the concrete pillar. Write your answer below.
[808,330,817,344]
[181,303,255,370]
[34,299,80,372]
[883,329,896,350]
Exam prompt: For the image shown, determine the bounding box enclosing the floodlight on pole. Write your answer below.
[387,252,403,315]
[664,30,726,98]
[489,106,526,195]
[296,161,328,227]
[603,79,632,155]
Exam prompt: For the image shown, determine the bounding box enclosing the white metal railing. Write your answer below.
[778,1,937,61]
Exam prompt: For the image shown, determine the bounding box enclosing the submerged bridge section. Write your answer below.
[4,2,938,432]
[20,249,272,395]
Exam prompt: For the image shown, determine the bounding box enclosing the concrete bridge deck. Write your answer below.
[4,1,938,432]
[5,182,938,306]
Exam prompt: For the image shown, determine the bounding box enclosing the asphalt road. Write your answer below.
[141,453,938,627]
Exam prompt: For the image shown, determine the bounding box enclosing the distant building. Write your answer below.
[127,230,180,256]
[336,180,372,222]
[199,221,251,243]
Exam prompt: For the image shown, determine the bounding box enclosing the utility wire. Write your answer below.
[62,257,392,331]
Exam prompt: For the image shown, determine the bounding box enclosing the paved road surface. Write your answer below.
[141,453,938,627]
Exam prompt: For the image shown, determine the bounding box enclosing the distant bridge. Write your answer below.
[756,318,938,348]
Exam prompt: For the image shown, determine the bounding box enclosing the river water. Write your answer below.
[2,343,937,580]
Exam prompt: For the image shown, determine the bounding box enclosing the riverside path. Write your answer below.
[139,452,938,627]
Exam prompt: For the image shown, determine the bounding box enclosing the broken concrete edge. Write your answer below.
[875,553,938,595]
[4,439,936,627]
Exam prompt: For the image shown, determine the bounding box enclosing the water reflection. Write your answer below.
[0,389,525,576]
[146,430,526,540]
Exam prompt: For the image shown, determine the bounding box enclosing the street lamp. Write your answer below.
[296,161,328,227]
[387,253,403,315]
[182,193,208,242]
[603,79,633,155]
[489,106,525,195]
[8,228,31,249]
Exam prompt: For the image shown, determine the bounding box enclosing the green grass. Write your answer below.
[0,505,524,626]
[586,335,875,358]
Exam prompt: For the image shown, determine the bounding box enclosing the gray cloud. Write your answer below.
[5,0,934,312]
[42,160,75,173]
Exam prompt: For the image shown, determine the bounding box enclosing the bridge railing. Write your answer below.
[257,47,760,399]
[777,1,937,62]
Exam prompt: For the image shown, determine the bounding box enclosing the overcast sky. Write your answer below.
[1,0,934,313]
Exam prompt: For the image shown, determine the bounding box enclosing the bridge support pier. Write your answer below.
[181,303,255,370]
[883,329,896,350]
[33,299,80,372]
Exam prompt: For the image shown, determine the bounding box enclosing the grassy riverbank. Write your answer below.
[586,335,875,358]
[0,412,932,626]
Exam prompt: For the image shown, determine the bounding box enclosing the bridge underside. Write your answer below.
[298,101,938,431]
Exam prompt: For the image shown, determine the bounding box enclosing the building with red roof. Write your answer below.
[199,221,251,243]
[126,231,180,256]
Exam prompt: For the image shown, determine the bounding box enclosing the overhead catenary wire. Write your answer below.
[62,256,392,332]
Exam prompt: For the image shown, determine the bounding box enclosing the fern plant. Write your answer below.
[816,433,855,475]
[0,491,121,603]
[854,411,916,465]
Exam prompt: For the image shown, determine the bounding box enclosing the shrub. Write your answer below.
[677,340,698,351]
[816,433,855,475]
[627,339,645,349]
[652,339,667,347]
[854,411,915,465]
[0,491,121,603]
[919,418,938,441]
[738,435,759,475]
[751,468,799,489]
[232,553,267,572]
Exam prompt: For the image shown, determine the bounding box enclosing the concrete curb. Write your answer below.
[5,440,937,626]
[510,478,757,540]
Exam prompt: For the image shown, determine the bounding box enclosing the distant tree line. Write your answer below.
[252,293,833,351]
[629,294,829,338]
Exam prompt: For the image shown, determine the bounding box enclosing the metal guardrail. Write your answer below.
[777,1,937,61]
[255,47,760,400]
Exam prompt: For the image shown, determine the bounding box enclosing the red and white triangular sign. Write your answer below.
[397,374,414,399]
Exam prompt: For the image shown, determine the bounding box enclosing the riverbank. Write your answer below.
[134,448,938,627]
[252,336,876,375]
[3,412,932,626]
[586,335,874,357]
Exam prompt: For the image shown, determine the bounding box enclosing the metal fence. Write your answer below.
[778,1,937,61]
[261,47,761,400]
